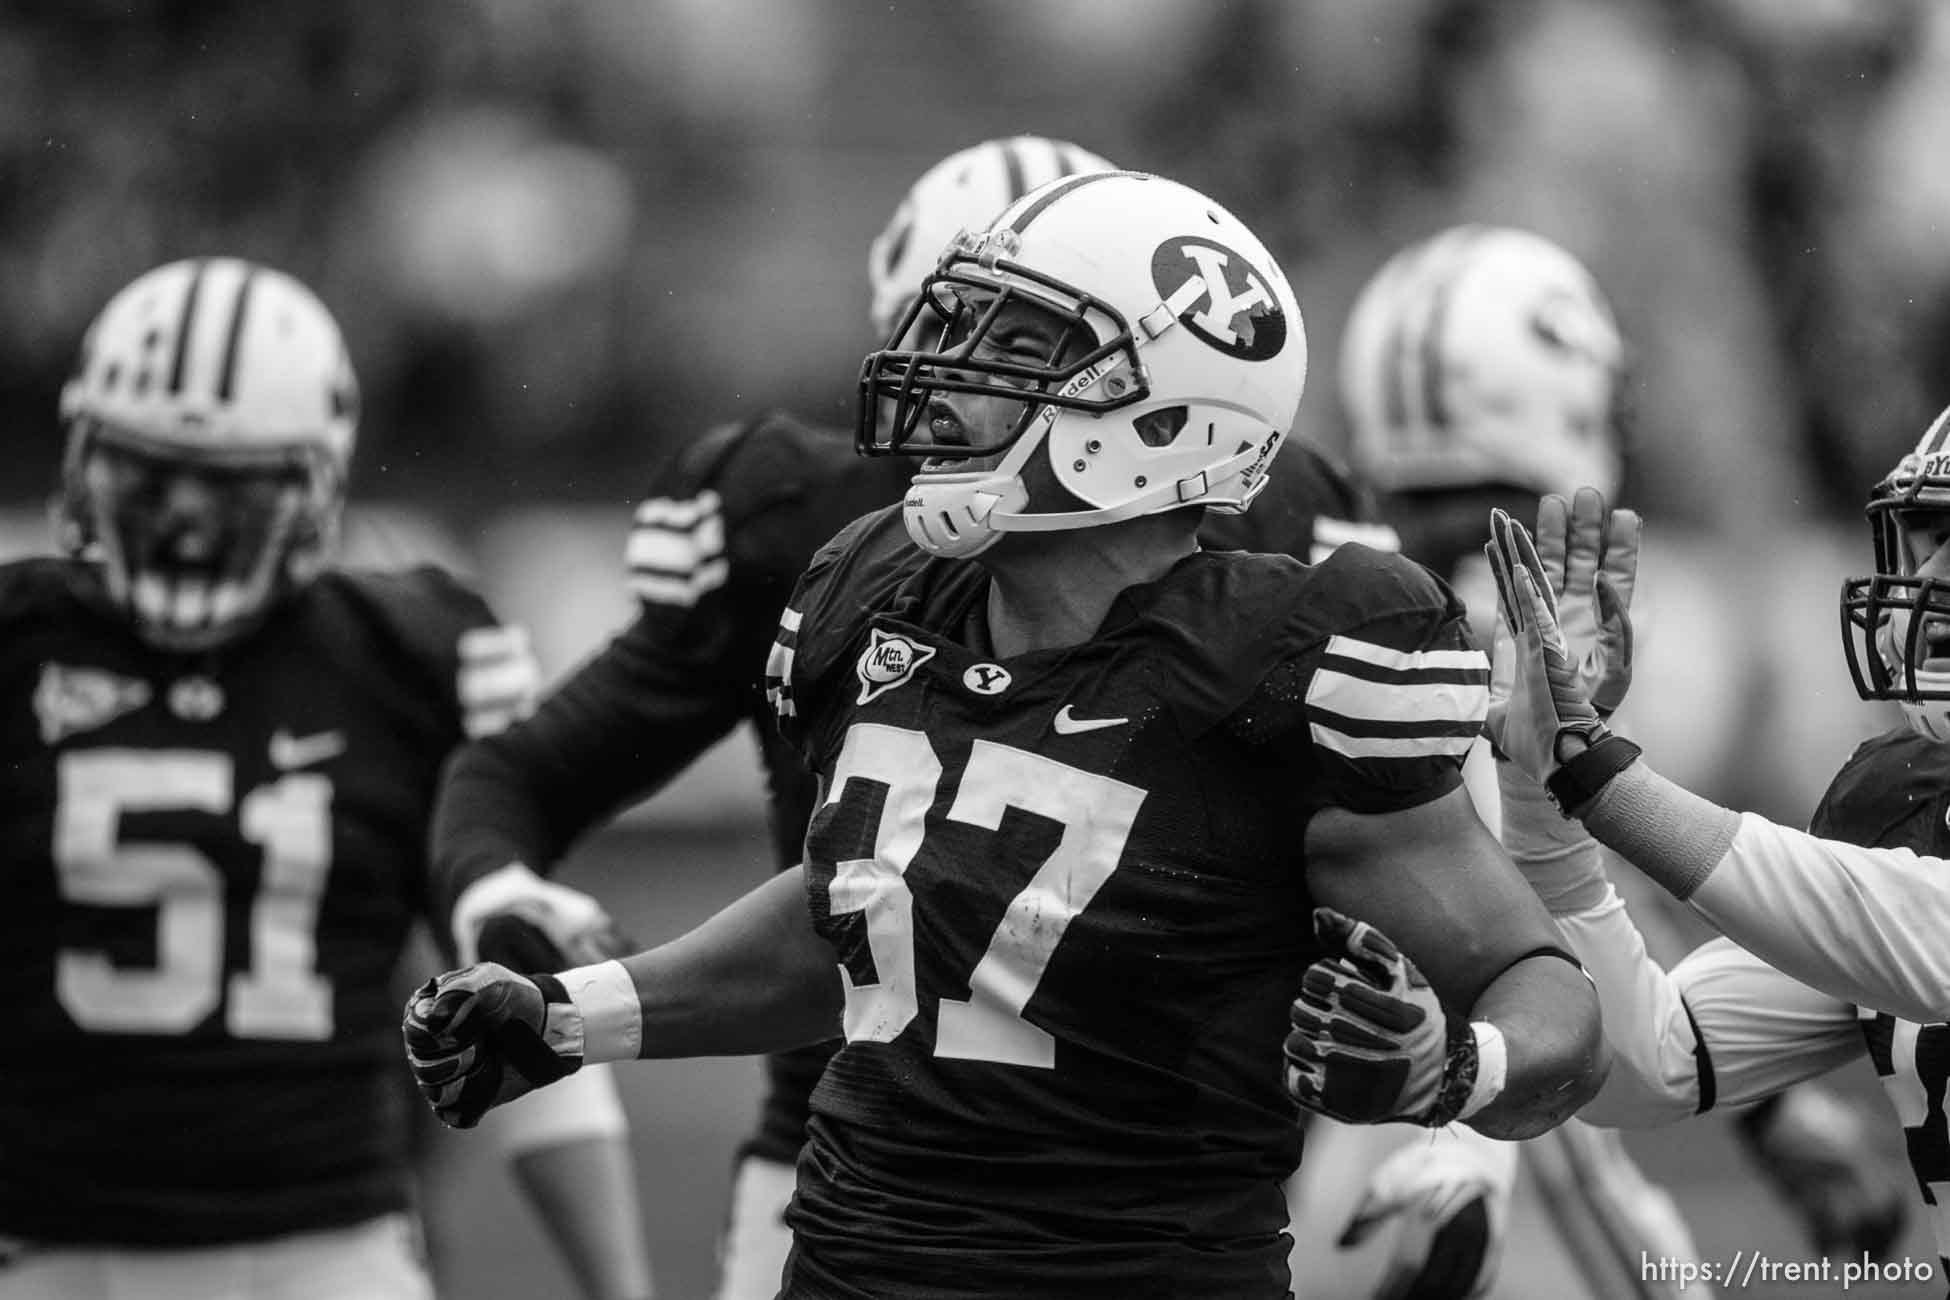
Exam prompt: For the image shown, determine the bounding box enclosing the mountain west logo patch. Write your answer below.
[856,628,936,704]
[35,663,151,743]
[1151,236,1287,361]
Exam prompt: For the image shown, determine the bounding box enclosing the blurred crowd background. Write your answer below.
[11,2,1950,1293]
[12,0,1950,825]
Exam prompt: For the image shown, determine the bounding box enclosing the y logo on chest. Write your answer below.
[963,663,1012,696]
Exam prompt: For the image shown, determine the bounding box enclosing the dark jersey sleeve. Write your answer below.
[1238,545,1486,817]
[335,565,519,735]
[432,413,892,915]
[332,565,530,916]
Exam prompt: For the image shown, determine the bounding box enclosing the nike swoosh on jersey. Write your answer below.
[1052,705,1129,735]
[270,729,347,770]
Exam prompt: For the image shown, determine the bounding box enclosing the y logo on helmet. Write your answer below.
[1151,237,1287,361]
[856,627,937,704]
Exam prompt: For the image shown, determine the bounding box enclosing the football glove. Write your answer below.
[1484,500,1624,788]
[1340,1133,1514,1300]
[1736,1086,1909,1261]
[403,962,585,1129]
[1531,487,1639,716]
[451,861,628,969]
[1285,908,1482,1128]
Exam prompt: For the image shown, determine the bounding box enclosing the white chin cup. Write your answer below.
[1880,621,1950,740]
[1901,690,1950,743]
[902,471,1029,558]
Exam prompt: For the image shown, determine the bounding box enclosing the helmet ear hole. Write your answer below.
[1133,406,1189,448]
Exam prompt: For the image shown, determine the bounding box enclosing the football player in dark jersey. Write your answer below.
[1326,226,1905,1298]
[0,258,651,1300]
[428,134,1398,1300]
[407,171,1606,1300]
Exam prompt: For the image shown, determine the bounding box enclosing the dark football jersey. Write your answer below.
[0,558,517,1246]
[765,506,1484,1298]
[1809,728,1950,1273]
[1203,438,1400,562]
[431,412,1392,1165]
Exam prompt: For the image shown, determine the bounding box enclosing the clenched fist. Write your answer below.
[402,962,585,1128]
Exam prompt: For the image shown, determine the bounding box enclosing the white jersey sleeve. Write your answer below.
[1690,812,1950,1025]
[1579,934,1861,1127]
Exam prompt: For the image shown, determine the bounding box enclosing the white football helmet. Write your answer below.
[1340,225,1625,500]
[858,172,1306,558]
[56,257,359,652]
[1842,404,1950,740]
[867,135,1117,341]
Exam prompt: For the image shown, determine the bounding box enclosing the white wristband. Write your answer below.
[1457,1021,1508,1121]
[560,960,642,1065]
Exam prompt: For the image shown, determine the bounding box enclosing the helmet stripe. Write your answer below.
[1418,256,1462,431]
[1412,228,1484,433]
[1005,170,1127,236]
[215,266,258,404]
[1053,142,1086,176]
[166,258,209,396]
[1000,139,1028,204]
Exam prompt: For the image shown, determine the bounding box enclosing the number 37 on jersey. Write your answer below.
[808,722,1147,1071]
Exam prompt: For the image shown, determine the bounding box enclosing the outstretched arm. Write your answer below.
[1503,762,1862,1124]
[603,867,842,1060]
[406,869,841,1129]
[1487,494,1950,1024]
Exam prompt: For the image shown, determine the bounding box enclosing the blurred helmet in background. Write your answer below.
[56,257,360,652]
[867,135,1117,340]
[860,171,1306,558]
[1340,224,1627,501]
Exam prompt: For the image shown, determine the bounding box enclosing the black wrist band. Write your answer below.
[1546,733,1643,816]
[1424,1017,1480,1128]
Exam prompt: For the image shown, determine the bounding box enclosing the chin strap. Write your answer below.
[983,437,1269,534]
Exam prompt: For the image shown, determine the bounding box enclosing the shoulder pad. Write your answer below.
[1296,543,1461,637]
[1194,547,1482,815]
[0,557,92,631]
[1137,544,1472,721]
[1809,728,1950,854]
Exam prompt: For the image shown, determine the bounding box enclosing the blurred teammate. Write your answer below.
[429,136,1399,1300]
[0,258,651,1300]
[1332,225,1902,1295]
[407,169,1605,1299]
